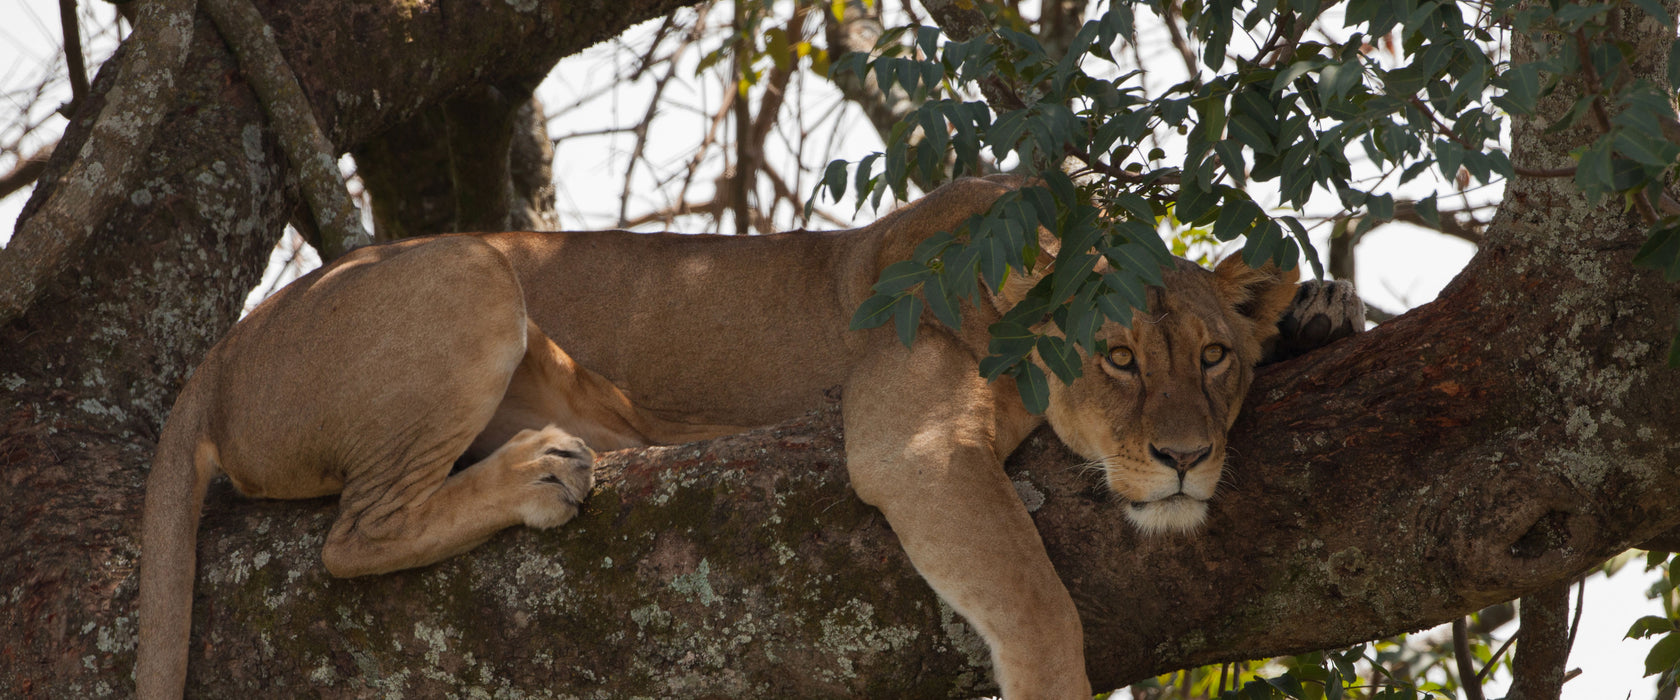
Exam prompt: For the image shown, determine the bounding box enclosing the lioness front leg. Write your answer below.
[322,426,594,577]
[1265,278,1365,362]
[844,334,1091,699]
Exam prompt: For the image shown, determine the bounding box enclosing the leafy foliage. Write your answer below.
[1627,551,1680,692]
[810,0,1670,409]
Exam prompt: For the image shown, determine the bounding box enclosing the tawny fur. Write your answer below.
[136,175,1301,699]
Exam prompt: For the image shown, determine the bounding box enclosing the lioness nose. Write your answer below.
[1149,444,1211,473]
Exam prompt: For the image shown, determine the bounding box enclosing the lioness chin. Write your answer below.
[136,175,1355,699]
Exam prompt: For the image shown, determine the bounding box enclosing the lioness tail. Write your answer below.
[135,382,217,700]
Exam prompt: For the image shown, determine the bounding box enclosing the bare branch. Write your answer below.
[1454,618,1489,700]
[0,144,53,200]
[56,0,89,115]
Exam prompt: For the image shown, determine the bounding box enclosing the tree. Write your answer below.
[1,0,1678,697]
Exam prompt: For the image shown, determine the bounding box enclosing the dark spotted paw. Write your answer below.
[1264,279,1365,364]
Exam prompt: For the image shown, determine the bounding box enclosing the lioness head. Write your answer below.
[1042,256,1299,534]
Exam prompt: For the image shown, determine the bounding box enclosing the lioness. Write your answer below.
[136,175,1351,698]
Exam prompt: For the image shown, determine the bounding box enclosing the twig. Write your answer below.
[1162,0,1200,79]
[0,144,54,199]
[1454,618,1489,700]
[202,0,370,258]
[0,0,198,325]
[1476,630,1519,684]
[57,0,89,115]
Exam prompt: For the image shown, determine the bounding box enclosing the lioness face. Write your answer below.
[1042,257,1296,534]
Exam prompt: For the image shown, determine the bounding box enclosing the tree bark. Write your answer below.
[2,1,1679,699]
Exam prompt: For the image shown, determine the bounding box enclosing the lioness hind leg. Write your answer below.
[321,426,595,578]
[467,320,656,458]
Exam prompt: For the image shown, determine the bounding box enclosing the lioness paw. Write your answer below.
[504,427,595,529]
[1266,279,1364,363]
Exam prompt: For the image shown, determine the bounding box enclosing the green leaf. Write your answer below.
[821,159,848,202]
[1614,130,1680,167]
[981,229,1009,291]
[1050,252,1101,306]
[1177,181,1222,223]
[915,25,941,58]
[1627,615,1677,639]
[1063,280,1103,351]
[1102,242,1166,286]
[1265,673,1307,699]
[1112,192,1154,222]
[1279,215,1316,276]
[1415,194,1440,229]
[1095,290,1135,327]
[923,267,962,329]
[1214,139,1248,186]
[1102,270,1148,312]
[1242,219,1284,268]
[1633,223,1680,282]
[1036,335,1083,384]
[893,293,923,347]
[849,293,899,330]
[977,353,1018,381]
[1213,198,1261,242]
[1016,362,1050,414]
[1646,631,1680,677]
[1575,138,1615,197]
[1502,62,1543,115]
[987,320,1038,357]
[988,109,1029,160]
[911,230,955,263]
[873,260,932,294]
[853,153,881,208]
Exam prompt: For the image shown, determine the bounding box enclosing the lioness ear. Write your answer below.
[1213,254,1301,326]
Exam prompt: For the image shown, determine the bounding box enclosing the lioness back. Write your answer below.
[474,230,862,426]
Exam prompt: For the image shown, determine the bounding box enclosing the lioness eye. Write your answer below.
[1106,346,1136,371]
[1202,344,1227,367]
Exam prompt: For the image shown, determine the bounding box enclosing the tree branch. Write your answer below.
[0,0,197,325]
[57,0,90,115]
[1506,583,1574,700]
[203,0,371,258]
[0,144,54,200]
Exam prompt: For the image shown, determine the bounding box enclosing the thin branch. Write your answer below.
[0,143,53,199]
[1161,0,1200,79]
[1454,618,1488,700]
[1476,630,1519,684]
[202,0,369,257]
[56,0,89,115]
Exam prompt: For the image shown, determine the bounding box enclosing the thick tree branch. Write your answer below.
[2,0,1679,697]
[1507,583,1573,700]
[0,0,196,325]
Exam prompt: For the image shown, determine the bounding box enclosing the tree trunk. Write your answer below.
[2,1,1679,698]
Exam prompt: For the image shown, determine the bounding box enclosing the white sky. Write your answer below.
[0,2,1667,697]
